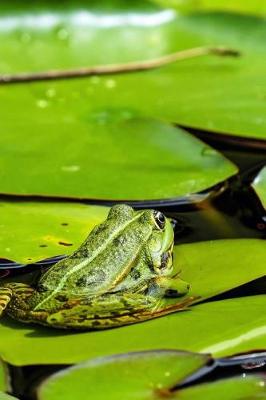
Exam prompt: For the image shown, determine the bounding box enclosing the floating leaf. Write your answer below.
[0,118,236,200]
[252,166,266,209]
[37,352,266,400]
[153,0,266,16]
[174,238,266,300]
[38,351,210,400]
[0,394,18,400]
[0,239,265,365]
[169,375,266,400]
[0,201,109,264]
[0,2,265,139]
[0,361,7,393]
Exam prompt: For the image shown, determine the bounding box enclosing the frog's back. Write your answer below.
[37,205,152,295]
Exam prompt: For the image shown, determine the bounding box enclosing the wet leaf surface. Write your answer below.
[0,201,109,264]
[0,118,236,200]
[252,166,266,210]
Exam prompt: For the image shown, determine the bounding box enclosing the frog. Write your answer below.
[0,204,192,330]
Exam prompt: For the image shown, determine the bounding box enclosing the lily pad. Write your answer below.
[0,201,109,264]
[153,0,266,16]
[0,295,264,365]
[0,238,265,365]
[168,375,266,400]
[174,238,266,299]
[38,352,266,400]
[0,2,266,139]
[252,167,266,209]
[0,361,7,392]
[38,350,210,400]
[0,394,18,400]
[0,118,237,200]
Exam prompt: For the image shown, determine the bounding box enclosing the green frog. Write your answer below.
[0,205,192,330]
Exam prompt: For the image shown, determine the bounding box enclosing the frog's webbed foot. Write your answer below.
[46,292,195,330]
[146,275,190,298]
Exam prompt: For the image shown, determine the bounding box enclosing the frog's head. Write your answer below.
[105,204,174,274]
[136,208,174,275]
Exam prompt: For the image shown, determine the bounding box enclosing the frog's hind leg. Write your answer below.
[46,293,196,330]
[0,282,34,316]
[0,282,48,325]
[0,286,13,316]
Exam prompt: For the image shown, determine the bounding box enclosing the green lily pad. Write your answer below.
[0,295,264,365]
[0,361,7,392]
[252,167,266,209]
[0,394,18,400]
[168,375,266,400]
[38,350,210,400]
[0,118,237,200]
[0,2,266,139]
[38,352,266,400]
[0,239,265,366]
[174,238,266,300]
[0,201,109,264]
[153,0,266,16]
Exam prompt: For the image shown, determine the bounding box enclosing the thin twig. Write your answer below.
[0,46,240,84]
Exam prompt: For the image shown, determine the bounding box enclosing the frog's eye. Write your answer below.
[153,211,166,230]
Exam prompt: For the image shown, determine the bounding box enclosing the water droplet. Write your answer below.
[20,32,32,44]
[57,28,69,41]
[90,76,101,85]
[36,99,48,109]
[241,360,266,370]
[164,371,170,377]
[46,88,56,98]
[105,79,116,89]
[201,147,216,157]
[61,165,80,172]
[5,248,10,252]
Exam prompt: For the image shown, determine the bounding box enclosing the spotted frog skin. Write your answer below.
[0,205,191,330]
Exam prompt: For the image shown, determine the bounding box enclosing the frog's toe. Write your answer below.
[153,276,190,297]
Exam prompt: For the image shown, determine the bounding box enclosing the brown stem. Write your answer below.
[0,46,240,84]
